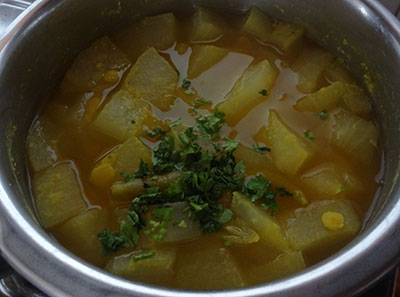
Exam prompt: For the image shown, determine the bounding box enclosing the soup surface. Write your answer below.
[27,7,382,290]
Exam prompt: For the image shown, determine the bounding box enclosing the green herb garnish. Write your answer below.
[99,111,285,255]
[196,110,225,139]
[304,129,315,141]
[277,187,293,197]
[182,79,191,89]
[192,98,212,114]
[313,109,328,120]
[120,172,134,182]
[252,144,271,155]
[133,159,150,179]
[132,251,156,262]
[259,89,268,96]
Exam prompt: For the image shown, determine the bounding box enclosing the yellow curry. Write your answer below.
[27,7,382,290]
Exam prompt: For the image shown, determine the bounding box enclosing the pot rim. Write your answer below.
[0,0,400,296]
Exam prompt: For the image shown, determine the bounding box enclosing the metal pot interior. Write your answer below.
[0,0,400,296]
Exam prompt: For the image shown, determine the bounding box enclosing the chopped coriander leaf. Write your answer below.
[277,187,293,197]
[252,144,271,155]
[178,220,187,228]
[133,159,150,179]
[218,208,235,224]
[148,120,182,140]
[313,109,328,120]
[147,126,167,139]
[98,111,286,254]
[196,110,225,139]
[261,201,280,215]
[173,219,187,228]
[190,202,209,212]
[98,229,126,255]
[222,138,239,154]
[245,175,272,203]
[340,184,345,192]
[130,119,136,124]
[182,79,191,89]
[120,172,134,182]
[178,127,198,146]
[98,207,145,255]
[304,129,315,141]
[152,136,182,174]
[234,161,246,177]
[185,90,194,96]
[120,212,141,248]
[259,89,268,96]
[169,119,182,128]
[132,251,156,262]
[152,206,175,222]
[224,240,232,247]
[192,98,212,114]
[145,218,168,241]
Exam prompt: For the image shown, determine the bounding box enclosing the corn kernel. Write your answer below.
[322,211,344,231]
[90,164,115,187]
[103,70,119,83]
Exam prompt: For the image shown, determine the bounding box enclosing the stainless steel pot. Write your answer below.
[0,0,400,296]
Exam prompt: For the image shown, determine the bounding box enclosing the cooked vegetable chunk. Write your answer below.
[269,22,304,53]
[162,202,202,243]
[92,90,155,141]
[111,171,181,200]
[191,7,224,42]
[341,84,372,116]
[124,47,178,111]
[294,81,344,112]
[240,7,272,43]
[187,45,229,79]
[222,219,260,245]
[331,111,378,164]
[66,36,130,91]
[267,110,314,175]
[232,192,290,252]
[112,13,177,61]
[301,167,344,197]
[176,245,245,289]
[91,136,152,186]
[286,200,360,252]
[33,163,87,228]
[325,58,355,84]
[233,144,272,174]
[293,46,335,93]
[27,118,58,172]
[342,172,364,195]
[249,251,306,283]
[105,249,176,284]
[218,60,278,125]
[112,136,152,176]
[57,208,108,266]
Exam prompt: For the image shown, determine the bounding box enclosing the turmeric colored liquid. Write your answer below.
[28,11,382,289]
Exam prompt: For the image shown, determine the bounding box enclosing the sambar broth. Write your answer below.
[27,7,382,289]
